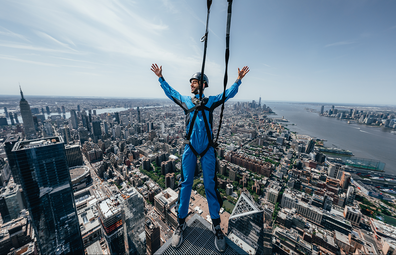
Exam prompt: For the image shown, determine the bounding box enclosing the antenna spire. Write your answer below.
[19,83,25,99]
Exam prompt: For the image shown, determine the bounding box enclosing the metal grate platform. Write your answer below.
[155,214,247,255]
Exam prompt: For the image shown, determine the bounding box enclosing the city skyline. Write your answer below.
[0,1,395,105]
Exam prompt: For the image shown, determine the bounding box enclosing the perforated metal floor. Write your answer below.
[155,214,247,255]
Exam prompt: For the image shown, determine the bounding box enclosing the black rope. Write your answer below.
[199,0,212,100]
[215,0,233,145]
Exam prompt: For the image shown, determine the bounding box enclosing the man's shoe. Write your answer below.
[212,224,226,253]
[172,222,186,248]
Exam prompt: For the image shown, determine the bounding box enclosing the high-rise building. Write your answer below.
[77,105,81,112]
[14,112,19,124]
[4,107,8,118]
[59,126,71,144]
[165,173,175,189]
[137,107,141,123]
[2,179,24,221]
[78,127,89,144]
[19,87,36,139]
[0,117,7,126]
[320,105,324,115]
[122,187,146,254]
[4,135,21,184]
[305,139,315,154]
[114,112,120,124]
[98,198,126,254]
[145,218,160,255]
[9,112,15,125]
[92,120,101,139]
[258,97,261,108]
[46,106,50,115]
[43,122,54,137]
[61,105,65,114]
[12,137,84,254]
[70,109,78,129]
[228,192,272,254]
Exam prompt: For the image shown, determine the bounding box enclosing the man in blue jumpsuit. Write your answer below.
[151,63,249,252]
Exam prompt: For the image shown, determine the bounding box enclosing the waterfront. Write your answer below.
[271,102,396,174]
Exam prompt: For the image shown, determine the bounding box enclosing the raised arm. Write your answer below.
[213,66,250,106]
[151,63,183,103]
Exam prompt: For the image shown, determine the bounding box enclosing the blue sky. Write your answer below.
[0,0,395,105]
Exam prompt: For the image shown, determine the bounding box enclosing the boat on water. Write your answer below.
[381,189,396,194]
[319,147,353,156]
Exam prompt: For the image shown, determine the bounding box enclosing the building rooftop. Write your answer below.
[69,166,89,181]
[98,198,121,219]
[154,188,178,206]
[230,192,262,219]
[154,214,247,255]
[13,136,63,151]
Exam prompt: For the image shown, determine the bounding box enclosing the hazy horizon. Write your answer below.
[1,1,395,104]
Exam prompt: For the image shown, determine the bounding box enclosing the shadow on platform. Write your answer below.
[155,214,248,255]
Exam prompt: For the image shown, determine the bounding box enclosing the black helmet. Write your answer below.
[189,72,209,87]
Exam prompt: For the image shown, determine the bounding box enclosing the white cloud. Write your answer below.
[0,26,30,42]
[324,41,355,48]
[34,31,77,52]
[0,54,58,66]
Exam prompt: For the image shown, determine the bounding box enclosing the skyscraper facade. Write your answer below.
[70,110,78,130]
[12,137,84,254]
[137,107,141,123]
[4,135,21,184]
[19,88,36,139]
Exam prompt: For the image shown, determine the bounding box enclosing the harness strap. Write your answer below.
[199,0,212,100]
[184,97,214,158]
[185,110,198,141]
[215,0,233,145]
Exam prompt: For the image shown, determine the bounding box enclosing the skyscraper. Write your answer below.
[70,109,78,129]
[320,105,324,115]
[4,135,21,184]
[14,112,19,124]
[228,192,272,254]
[4,107,8,118]
[19,87,36,139]
[12,137,84,254]
[114,112,120,124]
[92,120,101,139]
[137,107,141,123]
[46,106,50,115]
[9,112,15,125]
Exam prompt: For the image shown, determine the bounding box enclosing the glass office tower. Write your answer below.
[12,137,83,254]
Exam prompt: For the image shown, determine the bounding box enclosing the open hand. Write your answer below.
[151,63,162,78]
[237,66,250,80]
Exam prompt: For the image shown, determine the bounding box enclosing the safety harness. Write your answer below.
[176,1,233,217]
[183,0,233,158]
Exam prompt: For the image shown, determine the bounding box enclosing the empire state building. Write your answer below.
[19,87,36,139]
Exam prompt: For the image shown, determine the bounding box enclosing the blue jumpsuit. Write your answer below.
[159,77,241,221]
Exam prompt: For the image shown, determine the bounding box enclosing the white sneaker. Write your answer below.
[172,222,187,248]
[212,224,226,253]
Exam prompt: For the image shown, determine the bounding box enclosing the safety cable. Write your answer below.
[199,0,212,100]
[215,0,233,146]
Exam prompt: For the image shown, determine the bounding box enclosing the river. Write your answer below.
[270,102,396,174]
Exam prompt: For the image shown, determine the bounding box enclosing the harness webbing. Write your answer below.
[215,0,233,146]
[184,0,234,158]
[199,0,212,101]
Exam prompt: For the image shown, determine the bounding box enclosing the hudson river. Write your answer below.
[270,102,396,175]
